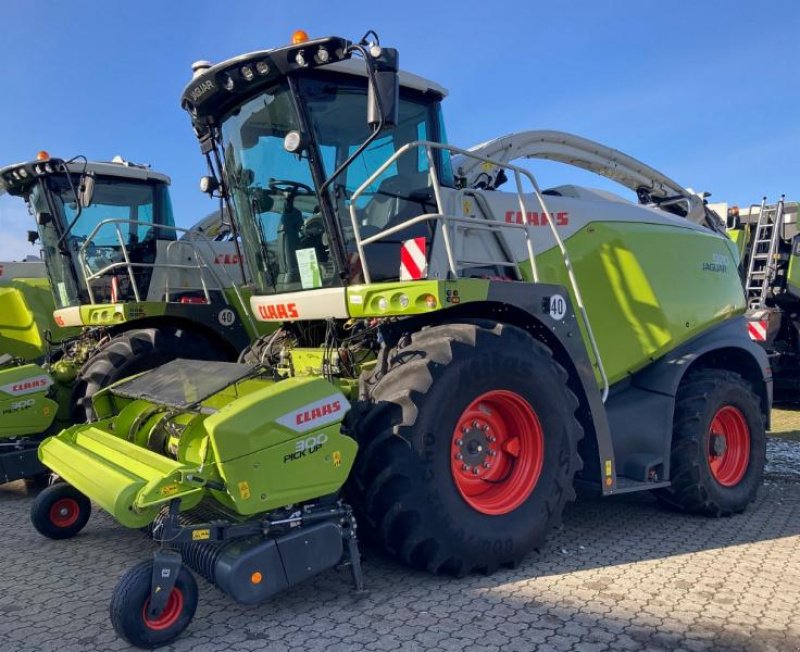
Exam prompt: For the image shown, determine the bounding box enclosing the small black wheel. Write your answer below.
[30,483,91,539]
[110,560,198,649]
[656,369,766,516]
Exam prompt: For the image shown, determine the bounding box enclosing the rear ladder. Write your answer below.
[745,196,785,309]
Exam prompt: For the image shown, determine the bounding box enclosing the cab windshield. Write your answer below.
[30,176,176,307]
[220,72,449,294]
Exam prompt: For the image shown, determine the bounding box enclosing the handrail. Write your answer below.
[348,139,609,402]
[76,218,258,335]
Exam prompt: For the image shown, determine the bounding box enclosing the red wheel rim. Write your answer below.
[49,498,80,528]
[450,390,544,515]
[142,588,184,631]
[708,406,750,487]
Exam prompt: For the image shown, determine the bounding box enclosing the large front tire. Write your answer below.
[351,322,583,575]
[73,327,228,421]
[656,369,765,516]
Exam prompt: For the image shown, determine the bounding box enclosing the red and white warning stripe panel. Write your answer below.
[747,320,767,342]
[400,237,427,281]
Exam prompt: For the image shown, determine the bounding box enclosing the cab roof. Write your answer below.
[0,157,170,197]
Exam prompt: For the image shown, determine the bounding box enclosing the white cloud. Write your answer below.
[0,195,39,261]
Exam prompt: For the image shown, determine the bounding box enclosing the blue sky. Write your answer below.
[1,0,798,259]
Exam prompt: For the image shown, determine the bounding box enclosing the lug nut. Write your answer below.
[472,420,478,428]
[462,464,470,472]
[455,438,464,447]
[462,426,469,434]
[483,461,492,469]
[472,467,480,475]
[488,436,497,443]
[455,453,463,460]
[488,450,497,457]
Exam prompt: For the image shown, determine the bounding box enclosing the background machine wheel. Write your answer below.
[352,322,584,575]
[656,370,766,516]
[73,327,227,420]
[30,482,91,539]
[110,559,198,649]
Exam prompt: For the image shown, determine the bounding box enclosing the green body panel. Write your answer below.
[75,301,169,326]
[0,278,79,360]
[346,279,490,318]
[787,247,800,298]
[204,376,356,515]
[727,226,749,265]
[533,223,744,385]
[0,364,58,437]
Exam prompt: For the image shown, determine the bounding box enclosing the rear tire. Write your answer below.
[110,560,198,649]
[656,369,765,516]
[73,327,228,421]
[30,483,91,539]
[350,322,583,575]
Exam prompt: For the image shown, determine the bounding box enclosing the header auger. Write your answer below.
[31,31,770,648]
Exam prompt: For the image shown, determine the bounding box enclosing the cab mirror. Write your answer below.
[27,230,39,245]
[80,173,96,208]
[367,47,399,129]
[36,211,52,226]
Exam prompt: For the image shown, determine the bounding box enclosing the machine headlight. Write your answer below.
[315,47,330,64]
[240,65,254,81]
[255,60,270,75]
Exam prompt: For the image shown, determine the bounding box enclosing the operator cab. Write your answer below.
[0,156,177,308]
[183,35,455,298]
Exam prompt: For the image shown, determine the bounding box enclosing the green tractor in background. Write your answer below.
[0,154,269,484]
[31,32,770,648]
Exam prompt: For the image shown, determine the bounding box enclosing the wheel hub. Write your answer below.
[458,428,492,468]
[450,390,544,515]
[710,433,727,457]
[708,405,751,487]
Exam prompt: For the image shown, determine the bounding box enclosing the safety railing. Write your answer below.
[348,139,609,402]
[76,219,256,332]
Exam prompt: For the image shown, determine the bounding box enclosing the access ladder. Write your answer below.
[745,196,785,309]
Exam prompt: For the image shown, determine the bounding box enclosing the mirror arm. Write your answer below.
[318,43,386,195]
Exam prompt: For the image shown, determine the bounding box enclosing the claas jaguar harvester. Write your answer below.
[0,155,264,484]
[32,31,771,648]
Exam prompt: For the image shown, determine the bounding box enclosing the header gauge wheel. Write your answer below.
[30,483,91,540]
[110,560,198,649]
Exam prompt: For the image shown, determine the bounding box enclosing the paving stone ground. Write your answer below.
[0,438,798,652]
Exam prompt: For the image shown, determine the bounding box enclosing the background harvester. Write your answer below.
[0,155,268,486]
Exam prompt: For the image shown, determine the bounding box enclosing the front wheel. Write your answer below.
[656,369,766,516]
[30,483,91,539]
[110,560,198,649]
[351,322,584,575]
